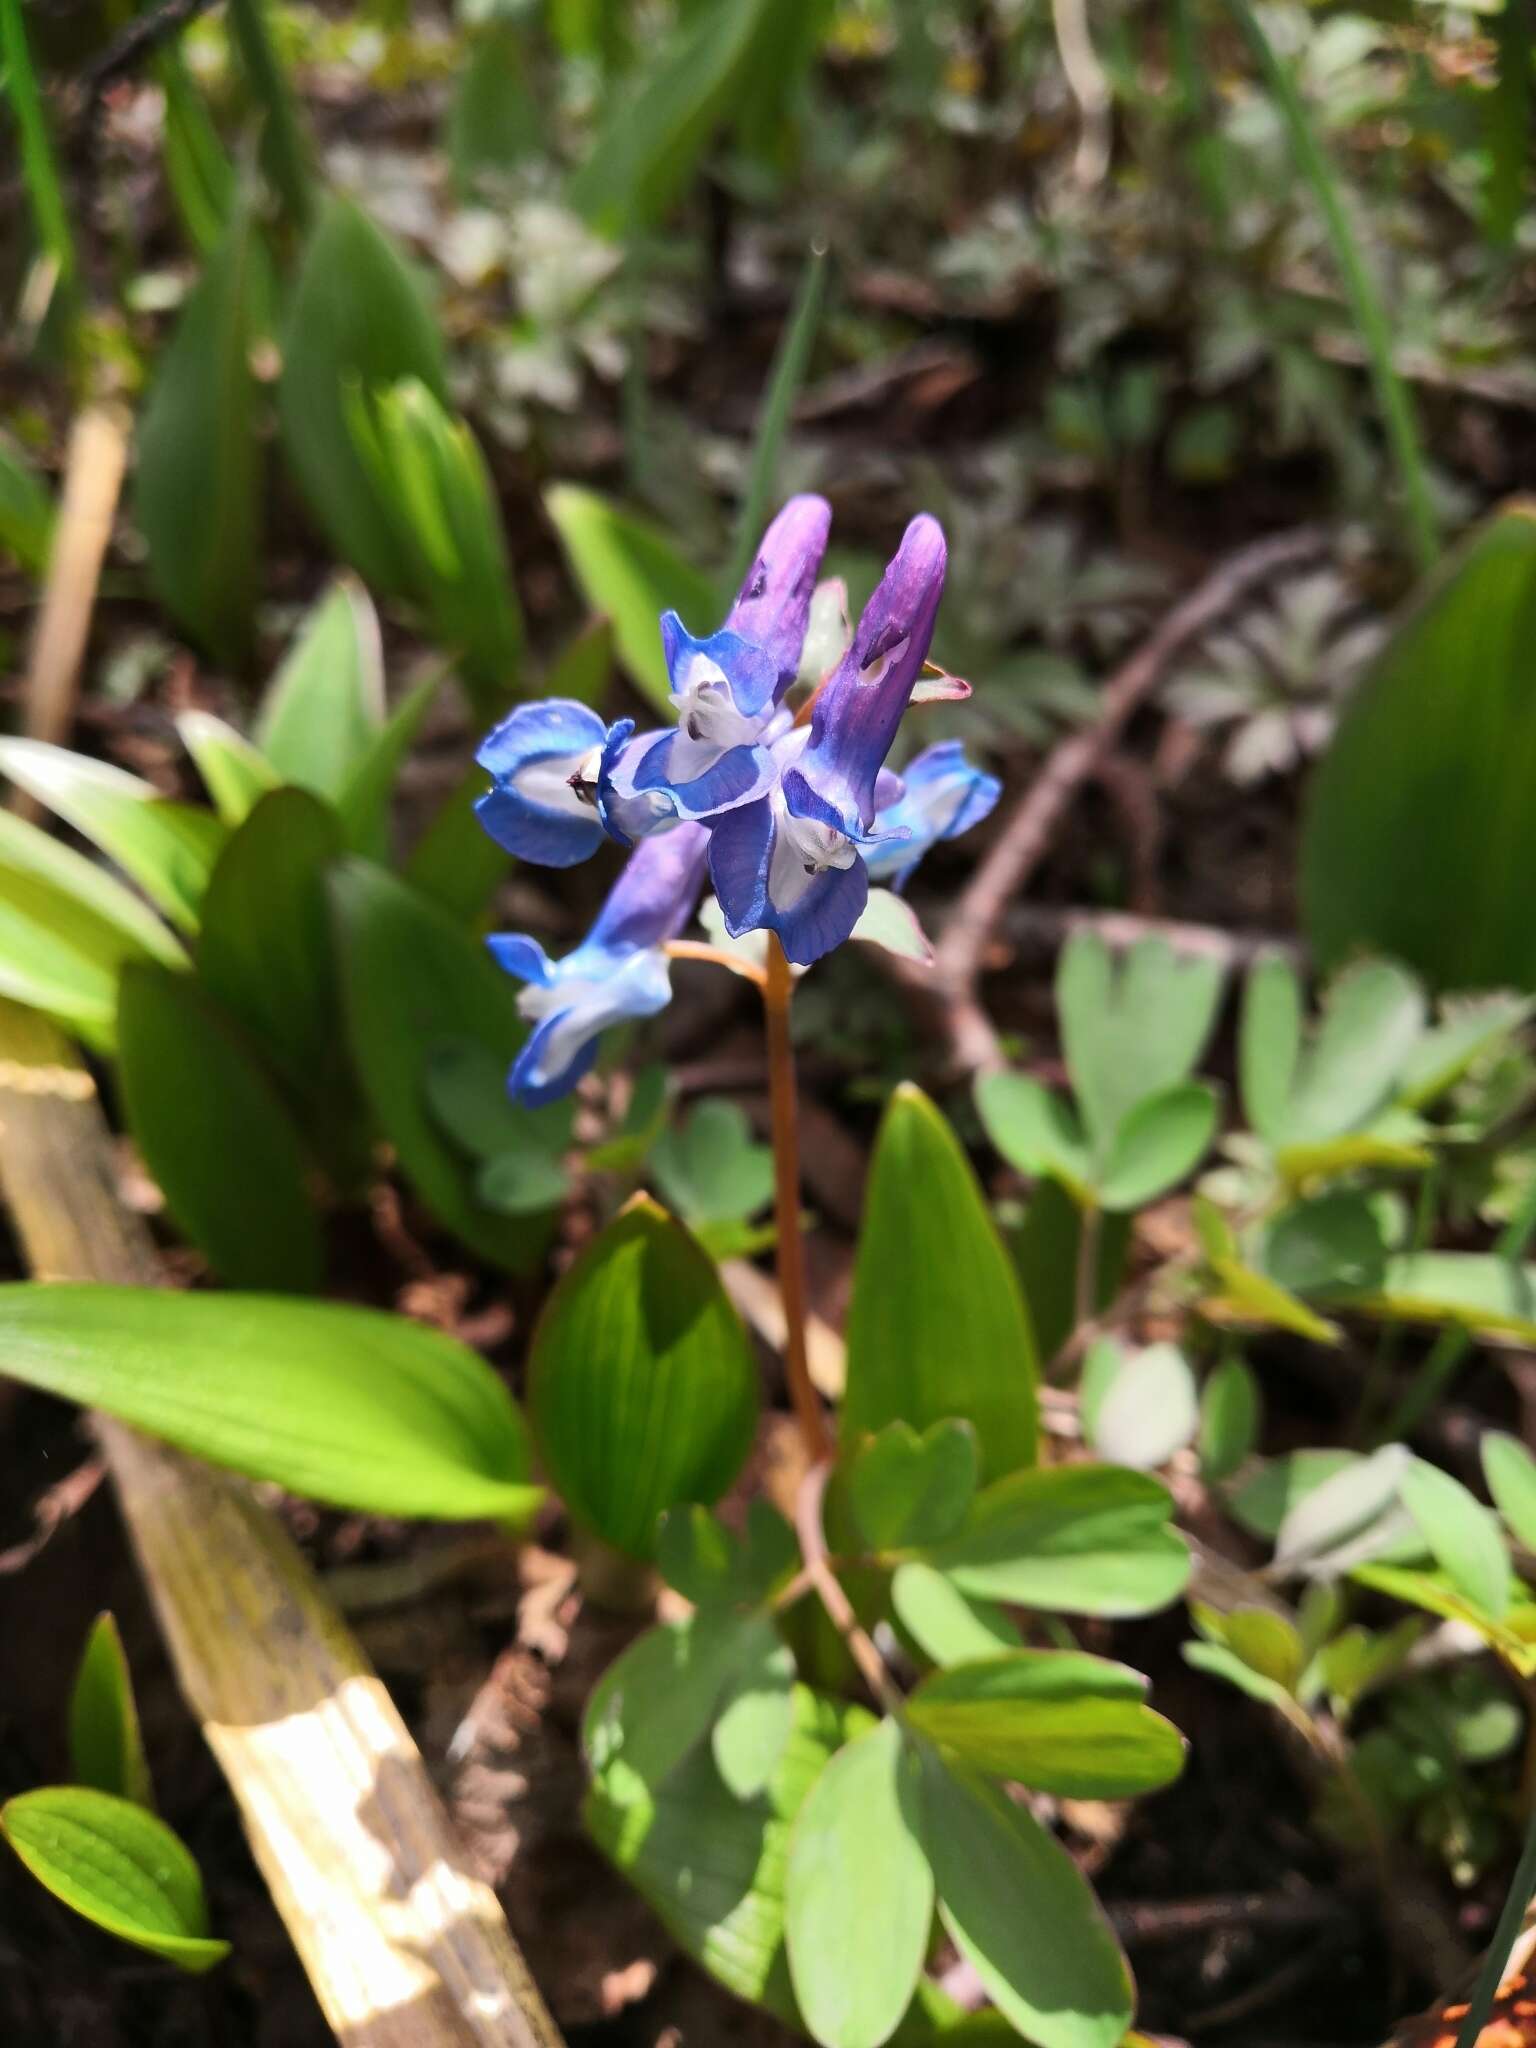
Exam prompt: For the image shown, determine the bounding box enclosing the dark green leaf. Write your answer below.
[253,577,384,800]
[330,859,554,1270]
[906,1652,1185,1798]
[544,485,717,713]
[2,1788,227,1972]
[917,1746,1132,2048]
[0,430,55,573]
[1301,508,1536,989]
[335,665,445,860]
[0,1281,538,1524]
[529,1197,758,1559]
[277,198,449,595]
[1198,1355,1260,1483]
[476,1151,569,1216]
[849,1419,978,1552]
[0,740,226,935]
[70,1614,152,1809]
[134,201,265,666]
[116,964,323,1291]
[844,1084,1037,1482]
[928,1464,1189,1617]
[785,1718,932,2048]
[1011,1180,1128,1365]
[1262,1190,1388,1298]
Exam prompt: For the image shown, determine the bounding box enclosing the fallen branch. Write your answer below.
[0,999,564,2048]
[930,524,1332,1074]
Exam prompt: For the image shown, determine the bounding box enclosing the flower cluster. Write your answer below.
[474,498,999,1103]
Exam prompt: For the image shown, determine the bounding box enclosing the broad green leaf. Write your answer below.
[0,807,183,1047]
[785,1718,932,2048]
[116,964,324,1292]
[1484,1432,1536,1553]
[1301,506,1536,989]
[1096,1082,1218,1210]
[0,429,54,573]
[584,1608,765,1788]
[1342,1251,1536,1342]
[335,665,445,860]
[1090,1342,1199,1471]
[1399,1458,1511,1620]
[849,1420,979,1552]
[713,1622,797,1799]
[0,740,225,934]
[585,1686,870,2027]
[1012,1181,1129,1365]
[1194,1198,1341,1344]
[973,1071,1091,1200]
[568,0,778,237]
[1239,953,1301,1146]
[1,1788,228,1972]
[1198,1355,1260,1483]
[1351,1564,1536,1677]
[1279,961,1426,1147]
[528,1197,758,1559]
[254,576,384,799]
[277,198,449,595]
[844,1085,1037,1482]
[1056,933,1222,1154]
[175,711,280,826]
[657,1500,797,1612]
[1182,1640,1294,1712]
[447,24,541,193]
[890,1563,1020,1666]
[1397,994,1534,1110]
[1274,1444,1411,1571]
[1210,1607,1305,1692]
[0,1281,538,1524]
[134,200,265,666]
[928,1464,1190,1617]
[545,484,717,713]
[651,1099,773,1226]
[917,1747,1132,2048]
[70,1614,152,1809]
[330,859,554,1270]
[1261,1190,1388,1298]
[195,788,346,1110]
[424,1037,571,1162]
[403,761,511,925]
[477,1150,570,1216]
[907,1652,1184,1798]
[157,37,233,253]
[1228,1449,1360,1540]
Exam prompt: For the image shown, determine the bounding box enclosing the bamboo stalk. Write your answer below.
[0,999,564,2048]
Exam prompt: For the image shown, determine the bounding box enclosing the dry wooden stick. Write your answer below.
[0,999,564,2048]
[930,523,1331,1075]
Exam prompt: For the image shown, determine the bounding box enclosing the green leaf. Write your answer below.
[1090,1342,1199,1471]
[175,711,280,827]
[585,1609,765,1788]
[844,1084,1038,1482]
[1397,994,1534,1110]
[195,788,346,1112]
[2,1788,228,1973]
[713,1622,797,1799]
[1011,1181,1129,1364]
[335,665,446,860]
[254,576,385,800]
[476,1150,570,1216]
[785,1718,932,2048]
[1207,1606,1305,1692]
[907,1652,1184,1799]
[0,429,55,573]
[1182,1640,1294,1712]
[657,1500,797,1612]
[544,485,717,713]
[0,740,226,935]
[1228,1449,1360,1540]
[1056,933,1222,1155]
[849,1420,979,1552]
[529,1198,758,1559]
[928,1464,1190,1617]
[1300,508,1536,988]
[1342,1251,1536,1342]
[916,1746,1132,2048]
[0,807,183,1047]
[850,888,933,967]
[1198,1355,1260,1483]
[585,1685,870,2027]
[1278,961,1426,1148]
[1272,1444,1416,1577]
[1351,1564,1536,1677]
[973,1072,1091,1200]
[116,964,324,1292]
[1096,1081,1218,1210]
[890,1563,1020,1666]
[277,198,449,596]
[1239,953,1302,1146]
[134,199,265,666]
[0,1281,538,1524]
[1399,1458,1511,1621]
[70,1614,153,1809]
[402,761,511,926]
[1483,1432,1536,1553]
[424,1036,571,1163]
[568,0,779,237]
[651,1099,774,1226]
[1261,1190,1388,1298]
[330,859,554,1271]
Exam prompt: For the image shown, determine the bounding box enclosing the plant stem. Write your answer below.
[1074,1199,1102,1335]
[794,1461,904,1716]
[763,934,833,1464]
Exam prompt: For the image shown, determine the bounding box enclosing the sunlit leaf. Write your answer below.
[890,1563,1020,1667]
[1483,1432,1536,1554]
[175,711,280,827]
[253,576,384,800]
[849,1419,979,1552]
[1399,1458,1511,1620]
[70,1614,153,1810]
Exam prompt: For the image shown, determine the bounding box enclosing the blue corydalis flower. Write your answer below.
[474,697,617,867]
[709,515,947,965]
[864,741,1001,891]
[489,823,710,1105]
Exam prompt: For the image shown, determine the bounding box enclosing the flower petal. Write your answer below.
[485,933,555,986]
[865,741,1001,889]
[588,820,712,951]
[661,617,780,724]
[724,494,833,699]
[474,698,611,866]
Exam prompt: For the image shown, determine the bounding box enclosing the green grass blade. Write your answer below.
[226,0,316,232]
[724,241,828,600]
[0,0,77,314]
[1226,0,1437,572]
[1485,0,1532,252]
